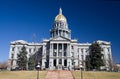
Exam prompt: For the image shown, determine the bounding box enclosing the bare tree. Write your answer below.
[0,61,7,70]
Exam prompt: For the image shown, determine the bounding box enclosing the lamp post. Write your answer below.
[36,62,40,79]
[80,65,83,79]
[74,62,75,70]
[68,62,70,70]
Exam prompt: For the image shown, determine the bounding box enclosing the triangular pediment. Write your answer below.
[50,36,70,41]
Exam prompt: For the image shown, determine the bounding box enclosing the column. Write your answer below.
[49,59,53,70]
[67,44,70,57]
[64,44,67,57]
[51,43,53,57]
[67,59,71,67]
[56,43,59,67]
[62,43,64,57]
[57,43,58,57]
[58,30,59,36]
[62,59,64,66]
[42,44,45,68]
[57,59,59,67]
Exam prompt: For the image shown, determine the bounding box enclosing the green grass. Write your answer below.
[0,70,120,79]
[72,71,120,79]
[0,71,47,79]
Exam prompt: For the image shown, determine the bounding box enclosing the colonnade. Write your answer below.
[49,43,71,69]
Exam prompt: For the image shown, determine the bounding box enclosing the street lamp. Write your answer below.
[74,62,75,70]
[80,65,83,79]
[36,62,40,79]
[68,62,70,70]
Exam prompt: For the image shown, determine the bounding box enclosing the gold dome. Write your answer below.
[55,8,67,22]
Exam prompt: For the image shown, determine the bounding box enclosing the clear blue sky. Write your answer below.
[0,0,120,63]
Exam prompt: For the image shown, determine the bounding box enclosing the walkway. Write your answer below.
[45,70,74,79]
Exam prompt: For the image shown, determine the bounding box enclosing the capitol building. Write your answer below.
[8,8,112,70]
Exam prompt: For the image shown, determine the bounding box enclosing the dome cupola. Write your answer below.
[55,8,67,22]
[50,8,71,39]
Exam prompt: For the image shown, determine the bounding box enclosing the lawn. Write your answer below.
[0,70,120,79]
[72,71,120,79]
[0,71,47,79]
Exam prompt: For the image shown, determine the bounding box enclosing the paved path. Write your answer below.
[45,70,74,79]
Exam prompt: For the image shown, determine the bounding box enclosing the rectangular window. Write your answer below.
[11,54,14,59]
[64,44,67,50]
[59,44,62,49]
[53,44,57,49]
[81,49,83,53]
[81,55,84,61]
[29,49,31,53]
[64,52,67,56]
[72,60,74,65]
[34,48,36,52]
[53,52,57,56]
[71,46,74,49]
[107,48,110,52]
[59,59,62,64]
[12,47,15,51]
[71,52,74,57]
[58,52,62,56]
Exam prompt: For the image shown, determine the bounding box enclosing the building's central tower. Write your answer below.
[50,8,71,39]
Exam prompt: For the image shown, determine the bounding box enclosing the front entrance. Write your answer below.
[57,59,62,70]
[57,64,63,70]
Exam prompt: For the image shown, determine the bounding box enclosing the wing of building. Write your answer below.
[8,8,112,70]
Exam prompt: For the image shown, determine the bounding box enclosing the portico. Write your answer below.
[48,41,71,70]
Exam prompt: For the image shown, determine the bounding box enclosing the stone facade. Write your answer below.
[8,8,112,70]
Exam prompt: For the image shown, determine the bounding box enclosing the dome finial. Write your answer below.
[59,8,62,14]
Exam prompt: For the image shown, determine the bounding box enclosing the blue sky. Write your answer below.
[0,0,120,63]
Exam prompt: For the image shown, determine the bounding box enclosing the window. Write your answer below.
[59,30,62,36]
[29,49,31,53]
[71,52,74,57]
[64,52,67,56]
[56,31,58,35]
[59,59,62,64]
[12,47,15,51]
[58,52,62,56]
[81,49,83,53]
[108,54,111,59]
[71,46,74,49]
[107,48,110,52]
[34,48,36,52]
[81,55,84,61]
[77,49,79,53]
[72,60,74,65]
[85,49,88,52]
[64,44,67,50]
[11,54,14,59]
[59,44,62,49]
[54,59,56,66]
[53,44,57,49]
[64,60,67,66]
[53,52,57,56]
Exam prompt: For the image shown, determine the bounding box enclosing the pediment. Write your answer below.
[50,36,70,41]
[11,40,28,45]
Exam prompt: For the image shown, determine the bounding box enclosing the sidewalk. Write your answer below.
[45,70,74,79]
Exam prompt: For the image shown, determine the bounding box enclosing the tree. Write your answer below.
[0,61,7,70]
[17,46,27,70]
[85,55,91,71]
[107,54,113,71]
[89,42,104,70]
[28,54,35,70]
